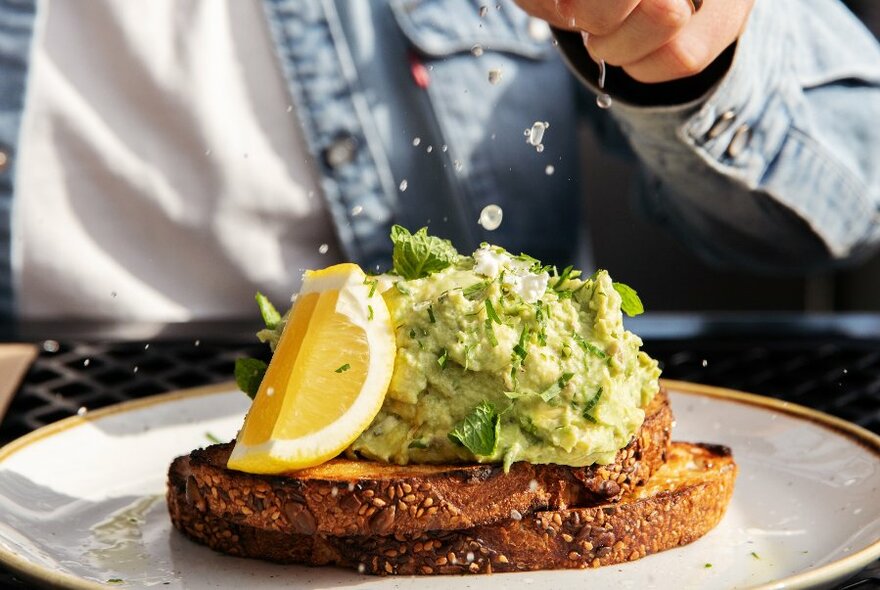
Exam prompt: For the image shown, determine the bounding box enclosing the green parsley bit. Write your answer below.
[704,563,712,569]
[750,551,760,559]
[427,304,436,323]
[437,348,449,369]
[204,431,222,444]
[573,333,608,359]
[367,279,378,298]
[335,363,351,373]
[367,305,374,321]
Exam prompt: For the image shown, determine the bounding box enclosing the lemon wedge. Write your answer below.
[227,263,395,474]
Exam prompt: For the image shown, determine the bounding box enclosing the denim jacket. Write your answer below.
[0,0,878,318]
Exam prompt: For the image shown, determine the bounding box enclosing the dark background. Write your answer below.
[582,0,880,313]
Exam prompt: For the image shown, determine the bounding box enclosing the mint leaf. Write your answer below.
[390,225,459,280]
[234,357,267,399]
[448,401,500,457]
[255,292,281,329]
[612,282,645,317]
[462,280,489,300]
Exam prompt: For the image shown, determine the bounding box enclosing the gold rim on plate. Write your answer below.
[0,379,878,590]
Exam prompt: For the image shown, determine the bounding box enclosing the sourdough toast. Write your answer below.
[184,389,671,537]
[169,441,735,575]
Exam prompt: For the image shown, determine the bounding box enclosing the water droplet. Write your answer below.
[495,2,501,9]
[441,144,448,152]
[83,359,90,367]
[426,145,433,153]
[545,165,555,175]
[266,387,275,397]
[412,137,421,147]
[488,69,503,85]
[133,366,139,374]
[307,190,315,199]
[286,105,293,113]
[144,343,150,350]
[111,291,117,298]
[77,406,88,416]
[525,121,548,147]
[478,204,503,231]
[479,5,488,17]
[42,340,60,353]
[351,204,363,216]
[194,340,201,347]
[596,93,613,109]
[466,551,475,563]
[535,144,544,153]
[551,39,558,47]
[318,243,329,254]
[453,160,463,172]
[701,359,708,367]
[471,44,484,57]
[399,179,408,192]
[357,563,366,574]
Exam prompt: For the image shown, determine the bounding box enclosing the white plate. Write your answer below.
[0,380,878,590]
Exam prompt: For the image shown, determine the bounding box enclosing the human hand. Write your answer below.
[514,0,754,83]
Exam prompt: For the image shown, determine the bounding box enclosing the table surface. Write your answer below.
[0,316,878,588]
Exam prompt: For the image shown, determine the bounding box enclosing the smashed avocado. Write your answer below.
[251,227,660,470]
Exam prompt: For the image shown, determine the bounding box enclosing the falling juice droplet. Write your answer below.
[545,164,555,175]
[526,121,547,146]
[399,179,408,192]
[426,145,433,153]
[412,137,421,147]
[536,144,545,153]
[83,359,90,367]
[478,204,503,231]
[351,204,363,216]
[479,5,488,17]
[471,44,484,57]
[318,243,329,254]
[596,94,613,109]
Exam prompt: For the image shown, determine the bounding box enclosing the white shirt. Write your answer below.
[14,0,339,321]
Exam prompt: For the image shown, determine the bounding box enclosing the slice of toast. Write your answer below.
[168,441,736,575]
[183,389,672,537]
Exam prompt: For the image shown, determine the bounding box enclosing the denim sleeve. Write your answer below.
[558,0,880,273]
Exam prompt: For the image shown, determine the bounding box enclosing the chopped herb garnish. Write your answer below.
[409,328,417,339]
[366,279,378,298]
[750,551,760,560]
[390,225,459,280]
[367,304,374,321]
[463,280,490,300]
[394,281,411,296]
[573,334,608,359]
[437,348,449,369]
[704,563,712,568]
[485,299,502,324]
[583,387,603,422]
[540,372,575,402]
[612,281,645,317]
[448,401,500,457]
[107,580,124,585]
[335,363,351,373]
[255,292,281,329]
[427,304,436,323]
[553,265,574,290]
[205,431,222,444]
[512,327,530,362]
[234,357,267,399]
[485,319,498,347]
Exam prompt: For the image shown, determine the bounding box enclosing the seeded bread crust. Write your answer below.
[185,389,671,537]
[168,441,735,575]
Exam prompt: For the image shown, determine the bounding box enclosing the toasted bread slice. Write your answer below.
[184,389,671,537]
[168,441,735,575]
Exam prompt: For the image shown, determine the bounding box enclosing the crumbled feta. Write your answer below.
[473,246,510,279]
[516,271,550,303]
